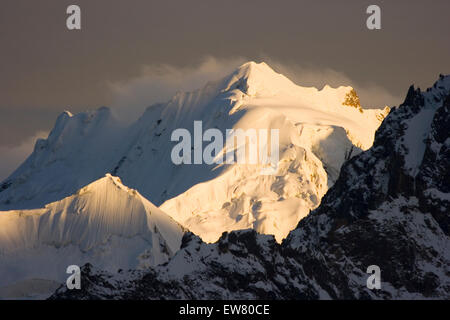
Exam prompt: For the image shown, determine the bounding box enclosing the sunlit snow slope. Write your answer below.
[0,174,184,298]
[0,62,388,243]
[158,62,388,241]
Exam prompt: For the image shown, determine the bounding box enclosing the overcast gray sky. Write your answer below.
[1,0,449,179]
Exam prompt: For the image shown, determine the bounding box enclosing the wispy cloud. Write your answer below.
[108,56,402,125]
[108,56,247,123]
[264,58,402,108]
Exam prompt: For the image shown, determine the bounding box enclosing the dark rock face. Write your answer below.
[50,76,450,300]
[416,95,450,235]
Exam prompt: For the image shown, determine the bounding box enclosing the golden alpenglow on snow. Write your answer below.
[1,0,449,303]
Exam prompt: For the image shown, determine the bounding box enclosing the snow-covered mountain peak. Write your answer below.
[219,61,359,104]
[47,106,118,153]
[57,110,73,121]
[422,74,450,105]
[386,74,450,177]
[79,173,134,197]
[221,61,298,96]
[400,75,450,111]
[0,175,185,298]
[53,106,115,132]
[1,173,184,253]
[428,73,450,92]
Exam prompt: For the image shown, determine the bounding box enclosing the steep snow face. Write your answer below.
[0,108,127,210]
[153,62,384,242]
[0,61,385,243]
[400,75,450,177]
[0,174,184,298]
[159,107,329,242]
